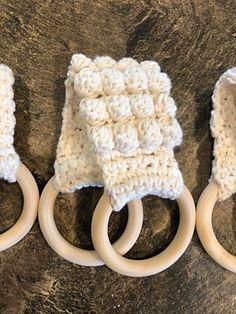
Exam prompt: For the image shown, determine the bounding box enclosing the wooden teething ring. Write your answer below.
[196,180,236,272]
[91,185,195,277]
[0,163,39,251]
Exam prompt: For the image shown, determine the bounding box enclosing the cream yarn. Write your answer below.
[54,54,184,211]
[210,67,236,200]
[0,64,20,182]
[54,63,103,193]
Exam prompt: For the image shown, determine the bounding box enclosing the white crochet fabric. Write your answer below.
[54,56,103,192]
[210,67,236,200]
[0,64,20,182]
[54,54,184,211]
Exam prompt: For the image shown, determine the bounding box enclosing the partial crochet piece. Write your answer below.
[0,64,20,182]
[210,67,236,200]
[54,56,104,192]
[55,54,184,211]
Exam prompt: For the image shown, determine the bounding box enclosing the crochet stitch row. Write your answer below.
[79,94,182,157]
[70,54,171,97]
[0,64,20,182]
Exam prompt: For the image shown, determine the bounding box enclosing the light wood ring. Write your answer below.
[0,163,39,251]
[91,185,195,277]
[196,180,236,272]
[38,176,143,266]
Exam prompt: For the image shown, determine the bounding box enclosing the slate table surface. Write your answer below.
[0,1,236,313]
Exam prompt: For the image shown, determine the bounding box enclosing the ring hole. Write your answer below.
[124,195,179,259]
[0,180,22,233]
[212,195,236,255]
[54,187,128,250]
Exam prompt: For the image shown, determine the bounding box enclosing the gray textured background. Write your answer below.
[0,1,236,313]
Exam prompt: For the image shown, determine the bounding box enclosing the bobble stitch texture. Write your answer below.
[0,64,20,182]
[107,95,131,121]
[124,66,148,93]
[80,98,109,124]
[130,94,154,119]
[154,94,177,118]
[71,54,92,73]
[147,70,171,95]
[114,122,139,154]
[74,68,102,97]
[90,125,114,154]
[94,56,116,69]
[101,68,125,95]
[117,58,139,71]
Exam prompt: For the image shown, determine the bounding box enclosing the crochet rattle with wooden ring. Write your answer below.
[38,54,144,266]
[0,64,39,251]
[196,67,236,272]
[72,54,195,276]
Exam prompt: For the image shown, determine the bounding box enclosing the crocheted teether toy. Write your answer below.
[197,67,236,272]
[38,55,143,266]
[67,54,195,277]
[0,64,39,251]
[39,54,195,274]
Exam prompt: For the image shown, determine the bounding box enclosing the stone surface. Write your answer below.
[0,0,236,313]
